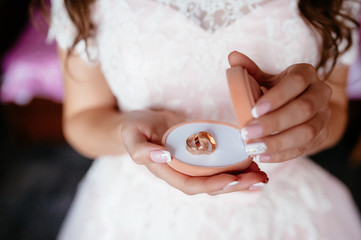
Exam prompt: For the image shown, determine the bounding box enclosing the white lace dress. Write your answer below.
[49,0,361,239]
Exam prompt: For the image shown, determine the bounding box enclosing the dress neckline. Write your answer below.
[149,0,274,32]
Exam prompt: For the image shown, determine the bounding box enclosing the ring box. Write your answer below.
[162,66,263,176]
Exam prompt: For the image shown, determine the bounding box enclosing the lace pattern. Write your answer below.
[155,0,269,32]
[48,0,359,66]
[48,0,100,62]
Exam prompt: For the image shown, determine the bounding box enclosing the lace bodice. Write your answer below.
[155,0,270,32]
[48,0,359,123]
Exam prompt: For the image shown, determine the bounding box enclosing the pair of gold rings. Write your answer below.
[186,131,216,155]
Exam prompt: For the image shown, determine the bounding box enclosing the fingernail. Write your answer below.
[222,180,239,190]
[240,124,263,140]
[254,154,272,162]
[245,142,267,155]
[248,182,266,191]
[150,150,172,163]
[251,101,272,118]
[258,154,272,162]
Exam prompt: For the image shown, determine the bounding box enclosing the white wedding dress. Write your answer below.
[49,0,361,239]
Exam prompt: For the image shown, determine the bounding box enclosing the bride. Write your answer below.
[32,0,361,239]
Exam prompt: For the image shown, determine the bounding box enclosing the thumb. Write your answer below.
[228,51,271,82]
[123,126,171,165]
[128,140,171,165]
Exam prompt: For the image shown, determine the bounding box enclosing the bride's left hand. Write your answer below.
[228,51,332,163]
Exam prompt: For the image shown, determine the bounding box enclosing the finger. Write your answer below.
[210,171,269,195]
[147,163,241,195]
[122,124,170,165]
[255,127,329,163]
[228,51,271,81]
[251,64,325,118]
[242,161,261,173]
[148,158,269,195]
[245,107,330,156]
[241,83,331,140]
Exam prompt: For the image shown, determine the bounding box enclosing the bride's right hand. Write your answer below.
[121,110,269,195]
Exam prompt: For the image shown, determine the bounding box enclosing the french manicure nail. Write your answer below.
[251,101,272,118]
[245,142,267,155]
[258,154,272,162]
[150,150,172,163]
[240,124,263,140]
[223,180,239,190]
[254,154,272,162]
[248,182,266,190]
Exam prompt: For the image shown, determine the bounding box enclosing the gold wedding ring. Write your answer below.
[186,131,216,155]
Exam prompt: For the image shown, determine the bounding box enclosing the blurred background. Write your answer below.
[0,1,360,239]
[0,1,91,239]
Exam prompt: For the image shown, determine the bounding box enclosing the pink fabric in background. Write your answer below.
[347,15,361,100]
[1,12,63,105]
[347,55,361,100]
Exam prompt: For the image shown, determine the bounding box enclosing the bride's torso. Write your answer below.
[51,0,320,122]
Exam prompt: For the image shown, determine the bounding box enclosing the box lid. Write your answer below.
[226,66,263,128]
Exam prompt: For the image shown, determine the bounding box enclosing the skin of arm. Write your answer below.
[59,48,127,158]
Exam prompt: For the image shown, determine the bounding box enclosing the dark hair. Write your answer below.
[298,0,359,74]
[30,0,360,75]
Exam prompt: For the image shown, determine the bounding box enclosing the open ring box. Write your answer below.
[162,66,263,176]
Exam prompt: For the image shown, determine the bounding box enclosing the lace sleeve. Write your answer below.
[337,1,360,65]
[47,0,99,62]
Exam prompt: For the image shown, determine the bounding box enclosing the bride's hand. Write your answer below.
[121,110,268,195]
[228,51,332,163]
